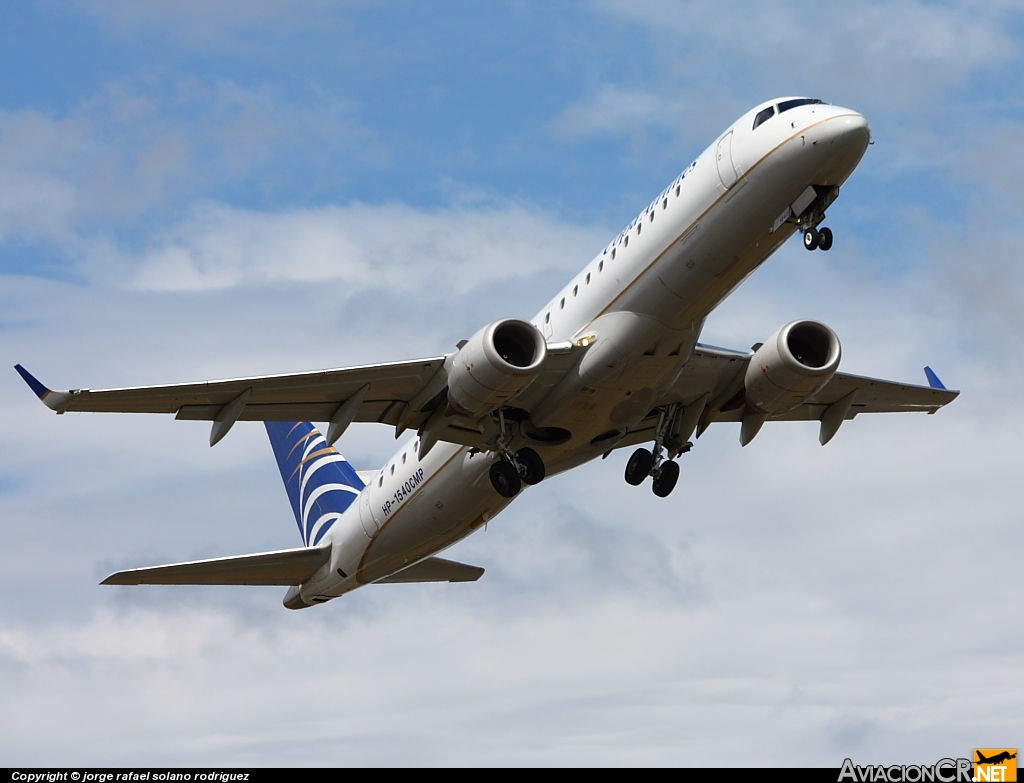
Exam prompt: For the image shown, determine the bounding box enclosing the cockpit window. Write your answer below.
[778,98,823,114]
[752,106,775,130]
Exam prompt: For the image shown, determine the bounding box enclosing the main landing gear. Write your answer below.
[625,447,681,497]
[803,226,833,251]
[489,447,545,498]
[624,404,690,497]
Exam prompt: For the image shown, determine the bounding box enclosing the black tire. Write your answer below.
[516,447,545,485]
[803,228,819,251]
[490,460,522,498]
[625,448,653,485]
[652,460,680,498]
[817,226,833,251]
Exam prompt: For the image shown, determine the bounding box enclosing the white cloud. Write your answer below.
[125,200,603,294]
[0,78,383,252]
[554,84,688,139]
[561,0,1020,151]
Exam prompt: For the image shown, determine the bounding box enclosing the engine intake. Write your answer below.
[744,320,841,414]
[448,319,547,417]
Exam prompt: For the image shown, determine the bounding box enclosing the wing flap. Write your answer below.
[374,556,484,584]
[101,544,331,586]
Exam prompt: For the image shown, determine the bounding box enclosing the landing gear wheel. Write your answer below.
[625,448,653,486]
[490,460,522,498]
[516,447,545,485]
[817,226,833,251]
[652,460,680,498]
[803,228,820,251]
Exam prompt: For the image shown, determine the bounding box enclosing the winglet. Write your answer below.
[14,365,74,411]
[14,364,50,399]
[923,366,947,390]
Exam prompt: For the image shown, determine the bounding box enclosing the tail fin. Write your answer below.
[265,422,365,546]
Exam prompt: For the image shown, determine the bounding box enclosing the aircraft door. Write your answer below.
[358,485,380,537]
[716,131,738,189]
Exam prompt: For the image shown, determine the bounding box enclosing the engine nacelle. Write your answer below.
[744,320,841,414]
[447,319,547,417]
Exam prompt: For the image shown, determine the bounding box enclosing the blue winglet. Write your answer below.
[14,364,51,400]
[924,366,946,390]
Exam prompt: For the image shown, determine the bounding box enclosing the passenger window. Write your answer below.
[600,259,605,270]
[610,249,615,260]
[649,211,654,222]
[560,298,565,309]
[378,475,383,487]
[573,285,578,296]
[752,106,775,129]
[662,198,667,210]
[402,453,406,464]
[390,464,394,475]
[637,223,642,235]
[624,236,628,247]
[586,273,591,284]
[545,312,550,323]
[675,185,680,196]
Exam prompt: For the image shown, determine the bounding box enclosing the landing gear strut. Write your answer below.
[794,185,839,252]
[487,410,546,498]
[623,405,689,497]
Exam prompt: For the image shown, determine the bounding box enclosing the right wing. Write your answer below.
[16,358,446,426]
[15,343,582,447]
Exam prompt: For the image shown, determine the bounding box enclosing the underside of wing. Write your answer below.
[712,371,960,421]
[15,340,585,449]
[613,344,959,450]
[17,357,446,425]
[101,544,331,586]
[374,556,484,584]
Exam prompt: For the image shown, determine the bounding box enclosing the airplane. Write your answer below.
[976,752,1017,765]
[15,96,959,609]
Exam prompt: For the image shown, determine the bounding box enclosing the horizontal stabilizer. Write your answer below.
[102,544,331,586]
[375,556,484,584]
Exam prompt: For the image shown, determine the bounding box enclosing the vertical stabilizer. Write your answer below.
[265,422,365,546]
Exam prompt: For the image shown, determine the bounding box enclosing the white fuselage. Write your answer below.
[301,99,871,602]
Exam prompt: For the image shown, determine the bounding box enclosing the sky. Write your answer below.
[1,0,1023,767]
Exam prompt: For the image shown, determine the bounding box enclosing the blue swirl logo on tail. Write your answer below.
[265,422,365,546]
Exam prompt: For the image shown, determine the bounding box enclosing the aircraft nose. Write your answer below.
[813,110,871,177]
[823,111,871,156]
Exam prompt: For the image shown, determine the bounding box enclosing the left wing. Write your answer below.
[615,344,959,449]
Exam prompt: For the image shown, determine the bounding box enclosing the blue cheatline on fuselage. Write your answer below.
[265,422,365,547]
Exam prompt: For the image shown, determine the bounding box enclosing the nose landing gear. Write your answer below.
[803,226,833,251]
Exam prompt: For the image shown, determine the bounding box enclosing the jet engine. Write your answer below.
[447,318,547,417]
[744,320,841,414]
